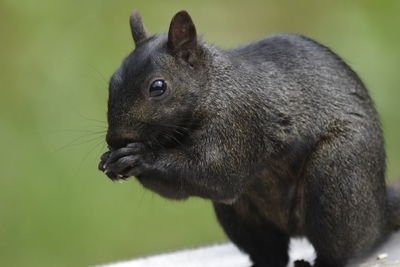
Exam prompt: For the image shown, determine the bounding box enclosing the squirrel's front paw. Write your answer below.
[98,143,150,181]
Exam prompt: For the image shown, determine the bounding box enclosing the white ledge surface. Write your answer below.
[96,232,400,267]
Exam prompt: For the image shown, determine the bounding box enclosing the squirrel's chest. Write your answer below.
[232,170,305,235]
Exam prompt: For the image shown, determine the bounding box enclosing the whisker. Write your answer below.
[56,134,105,152]
[77,113,107,125]
[55,129,106,134]
[74,137,105,175]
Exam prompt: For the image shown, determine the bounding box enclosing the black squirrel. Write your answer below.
[98,10,400,267]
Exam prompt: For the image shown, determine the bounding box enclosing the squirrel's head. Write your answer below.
[106,11,207,149]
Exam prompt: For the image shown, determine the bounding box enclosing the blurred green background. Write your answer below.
[0,0,399,266]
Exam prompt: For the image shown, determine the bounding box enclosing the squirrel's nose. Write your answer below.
[106,128,138,149]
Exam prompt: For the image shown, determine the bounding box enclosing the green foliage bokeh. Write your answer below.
[0,0,399,266]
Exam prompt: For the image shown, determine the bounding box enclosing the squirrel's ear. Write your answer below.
[130,11,149,47]
[167,11,197,57]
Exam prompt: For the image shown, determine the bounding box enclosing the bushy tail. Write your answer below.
[387,177,400,230]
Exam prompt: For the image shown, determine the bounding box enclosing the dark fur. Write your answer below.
[99,10,400,267]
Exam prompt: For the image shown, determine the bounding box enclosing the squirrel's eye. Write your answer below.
[149,79,167,97]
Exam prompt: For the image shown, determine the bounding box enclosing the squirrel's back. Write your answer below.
[219,34,381,139]
[200,34,382,152]
[228,33,371,100]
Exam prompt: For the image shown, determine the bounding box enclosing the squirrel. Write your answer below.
[98,10,400,267]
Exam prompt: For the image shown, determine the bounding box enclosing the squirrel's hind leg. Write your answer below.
[213,203,290,267]
[303,132,389,267]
